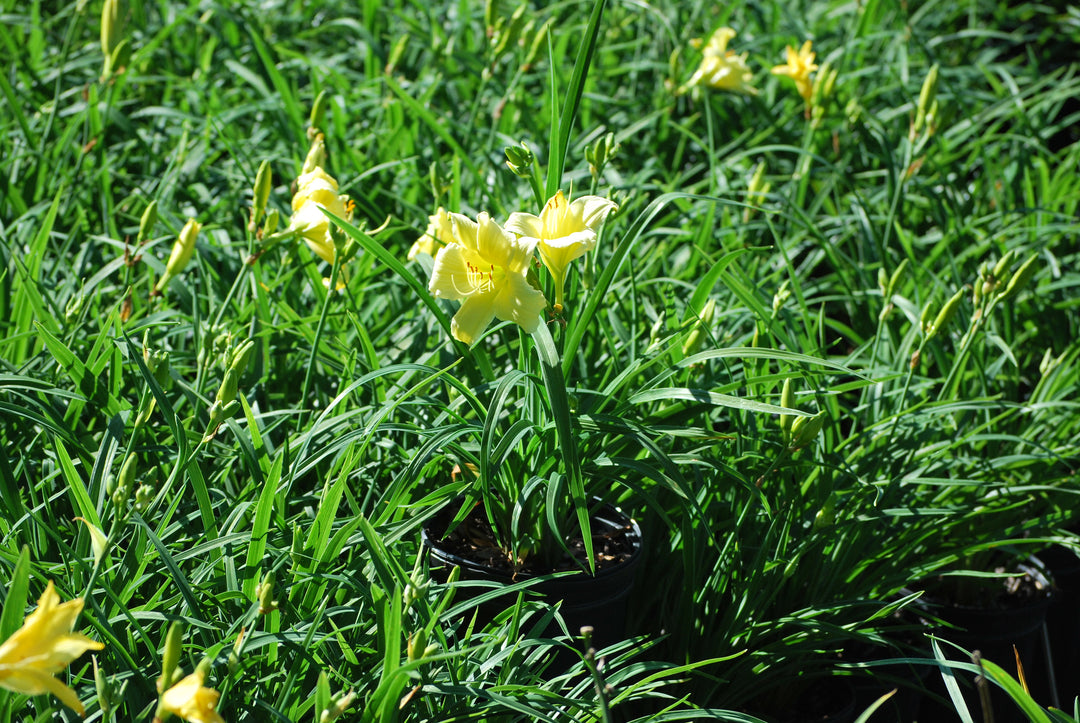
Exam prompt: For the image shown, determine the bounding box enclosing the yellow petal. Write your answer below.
[450,293,499,344]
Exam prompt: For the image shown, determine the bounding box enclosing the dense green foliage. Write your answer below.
[1,0,1078,721]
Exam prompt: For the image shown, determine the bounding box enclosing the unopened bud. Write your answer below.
[912,64,939,137]
[321,689,357,722]
[996,254,1038,302]
[227,628,245,675]
[309,90,329,136]
[139,200,159,243]
[160,621,184,693]
[216,368,240,407]
[888,259,909,298]
[522,17,552,70]
[504,142,534,178]
[682,298,716,357]
[302,135,327,175]
[100,0,124,78]
[779,378,795,436]
[789,411,826,450]
[256,571,278,615]
[927,288,964,339]
[154,218,201,294]
[586,131,618,179]
[992,249,1017,283]
[250,161,272,232]
[94,655,113,714]
[407,629,428,662]
[772,279,791,314]
[920,299,936,335]
[813,493,836,530]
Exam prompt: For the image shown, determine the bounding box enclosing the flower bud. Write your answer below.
[74,516,109,566]
[406,629,428,662]
[996,254,1039,302]
[154,218,201,294]
[681,298,716,358]
[920,299,936,335]
[926,287,965,340]
[586,131,618,179]
[309,90,329,136]
[779,377,795,436]
[992,249,1016,283]
[789,411,826,451]
[100,0,124,79]
[302,135,327,175]
[321,689,357,723]
[522,18,552,70]
[139,200,159,243]
[227,628,245,676]
[111,452,138,507]
[888,259,909,298]
[159,621,185,693]
[504,142,535,178]
[912,64,939,137]
[813,493,836,530]
[249,161,272,232]
[256,571,278,615]
[65,287,87,325]
[216,368,240,407]
[94,655,114,714]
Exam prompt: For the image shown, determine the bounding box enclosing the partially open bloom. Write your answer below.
[158,667,225,723]
[505,191,617,312]
[0,581,105,716]
[771,40,818,105]
[288,166,353,265]
[681,27,757,95]
[409,207,453,261]
[428,212,547,344]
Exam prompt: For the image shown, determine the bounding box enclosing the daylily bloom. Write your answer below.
[428,212,547,344]
[681,27,757,95]
[288,166,353,265]
[771,40,818,105]
[409,207,454,261]
[505,191,617,312]
[157,667,225,723]
[0,581,105,716]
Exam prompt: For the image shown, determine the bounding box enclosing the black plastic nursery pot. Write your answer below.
[421,501,643,649]
[915,559,1055,723]
[1032,543,1080,707]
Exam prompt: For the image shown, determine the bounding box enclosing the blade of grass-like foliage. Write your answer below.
[52,438,100,528]
[243,452,282,599]
[0,545,30,640]
[545,0,607,198]
[931,638,976,723]
[629,387,813,417]
[853,689,897,723]
[534,321,591,570]
[5,189,61,365]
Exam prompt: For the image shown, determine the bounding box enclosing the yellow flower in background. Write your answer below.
[681,27,757,95]
[428,212,547,344]
[505,191,618,311]
[0,581,104,716]
[771,40,818,105]
[288,166,353,265]
[157,668,225,723]
[409,207,454,261]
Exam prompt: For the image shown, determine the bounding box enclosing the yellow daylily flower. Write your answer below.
[0,581,105,716]
[157,668,225,723]
[504,191,617,312]
[428,212,547,344]
[287,166,354,265]
[409,207,454,261]
[771,40,818,105]
[681,27,757,95]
